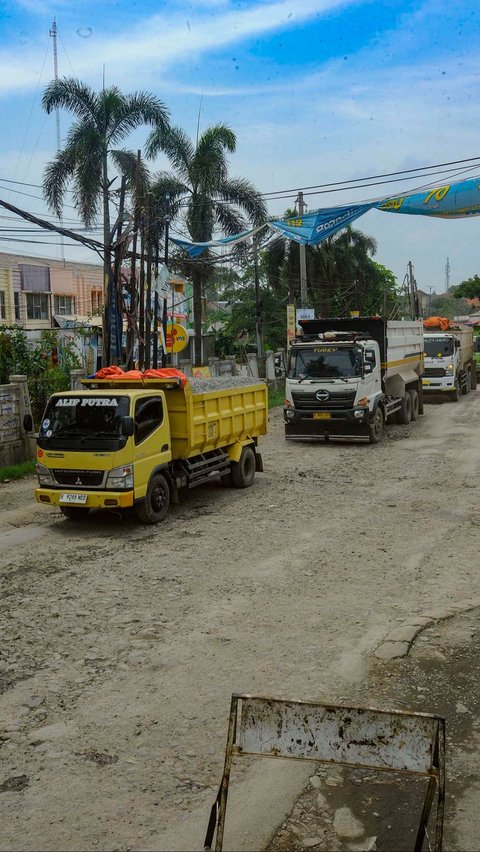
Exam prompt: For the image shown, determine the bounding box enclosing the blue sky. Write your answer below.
[1,0,480,293]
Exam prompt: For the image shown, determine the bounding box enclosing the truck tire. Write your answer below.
[471,369,477,390]
[368,408,384,444]
[408,389,419,421]
[418,384,424,415]
[60,506,89,520]
[231,445,256,488]
[136,473,170,524]
[451,379,460,401]
[397,393,412,424]
[462,371,471,395]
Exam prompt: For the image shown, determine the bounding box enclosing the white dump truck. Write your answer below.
[284,317,424,444]
[423,322,476,400]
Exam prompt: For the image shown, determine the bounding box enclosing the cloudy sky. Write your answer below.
[1,0,480,293]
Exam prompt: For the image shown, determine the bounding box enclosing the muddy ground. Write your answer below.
[1,393,480,851]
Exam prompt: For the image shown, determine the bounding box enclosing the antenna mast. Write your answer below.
[445,257,450,292]
[49,18,65,263]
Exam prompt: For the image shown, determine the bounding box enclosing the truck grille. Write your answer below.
[424,367,446,378]
[53,469,104,487]
[292,389,356,411]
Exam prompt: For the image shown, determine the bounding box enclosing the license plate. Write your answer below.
[313,412,331,420]
[59,493,88,505]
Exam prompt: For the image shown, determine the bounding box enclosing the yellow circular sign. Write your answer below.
[162,323,189,353]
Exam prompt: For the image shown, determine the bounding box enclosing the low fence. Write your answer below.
[0,375,36,467]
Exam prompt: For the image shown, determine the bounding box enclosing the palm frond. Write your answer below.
[218,177,267,226]
[109,149,151,195]
[190,124,236,191]
[42,77,97,121]
[213,201,246,236]
[186,195,215,243]
[109,91,170,145]
[145,125,194,180]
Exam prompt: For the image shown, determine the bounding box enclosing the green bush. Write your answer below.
[0,326,81,423]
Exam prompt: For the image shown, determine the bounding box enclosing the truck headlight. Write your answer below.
[106,465,134,489]
[446,363,454,371]
[36,463,54,486]
[284,409,295,420]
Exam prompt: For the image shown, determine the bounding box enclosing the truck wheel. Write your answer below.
[60,506,89,520]
[397,393,412,424]
[462,371,471,395]
[368,408,384,444]
[136,473,170,524]
[231,446,256,488]
[408,389,419,421]
[471,370,477,390]
[451,379,460,401]
[418,384,424,415]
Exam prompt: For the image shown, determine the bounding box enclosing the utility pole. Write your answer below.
[296,191,308,308]
[253,233,264,363]
[49,18,65,265]
[407,260,419,319]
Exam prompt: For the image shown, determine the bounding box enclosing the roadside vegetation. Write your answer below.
[0,459,36,483]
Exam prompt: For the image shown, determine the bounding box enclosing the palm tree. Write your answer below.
[146,123,267,365]
[42,77,170,361]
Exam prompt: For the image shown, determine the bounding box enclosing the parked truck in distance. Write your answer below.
[35,374,268,524]
[284,317,424,444]
[422,319,476,400]
[472,327,480,383]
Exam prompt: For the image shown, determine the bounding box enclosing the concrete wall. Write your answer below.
[0,375,35,467]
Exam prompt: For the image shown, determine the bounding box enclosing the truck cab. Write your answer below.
[423,333,459,394]
[284,332,383,440]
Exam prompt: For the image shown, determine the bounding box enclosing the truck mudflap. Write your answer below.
[35,488,134,509]
[284,407,370,439]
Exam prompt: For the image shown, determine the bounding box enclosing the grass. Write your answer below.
[268,385,285,409]
[0,459,36,483]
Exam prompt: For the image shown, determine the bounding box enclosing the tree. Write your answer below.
[454,274,480,301]
[429,289,474,319]
[147,123,267,365]
[42,78,170,361]
[264,220,396,317]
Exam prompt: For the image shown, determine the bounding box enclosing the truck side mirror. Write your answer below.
[455,339,460,349]
[23,414,33,433]
[122,416,134,437]
[363,363,373,374]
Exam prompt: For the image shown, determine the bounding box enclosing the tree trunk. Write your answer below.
[192,267,203,366]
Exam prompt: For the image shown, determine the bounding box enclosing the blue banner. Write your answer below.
[171,225,266,257]
[376,176,480,218]
[269,203,375,245]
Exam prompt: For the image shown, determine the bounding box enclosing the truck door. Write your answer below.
[364,346,381,402]
[133,395,171,499]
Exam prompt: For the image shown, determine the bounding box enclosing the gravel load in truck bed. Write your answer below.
[188,376,266,394]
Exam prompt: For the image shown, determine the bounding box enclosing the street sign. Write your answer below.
[162,323,189,353]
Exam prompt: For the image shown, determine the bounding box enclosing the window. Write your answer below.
[134,396,163,444]
[26,292,49,320]
[54,295,75,316]
[91,290,103,313]
[14,292,20,321]
[0,291,5,320]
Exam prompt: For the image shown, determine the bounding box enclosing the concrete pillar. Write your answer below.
[9,374,35,457]
[179,359,193,377]
[208,357,219,377]
[246,353,259,379]
[265,351,275,381]
[70,369,87,390]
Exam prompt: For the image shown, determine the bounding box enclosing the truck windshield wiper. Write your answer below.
[77,431,112,445]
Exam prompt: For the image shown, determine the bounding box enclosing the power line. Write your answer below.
[260,155,480,198]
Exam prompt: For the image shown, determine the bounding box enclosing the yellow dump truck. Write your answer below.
[35,375,268,524]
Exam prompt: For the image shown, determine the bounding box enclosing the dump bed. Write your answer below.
[82,377,268,459]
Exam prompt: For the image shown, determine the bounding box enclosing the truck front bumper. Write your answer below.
[35,488,134,509]
[284,406,370,439]
[422,377,456,392]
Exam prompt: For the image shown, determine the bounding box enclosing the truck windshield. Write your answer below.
[37,395,130,451]
[424,338,454,357]
[288,346,363,379]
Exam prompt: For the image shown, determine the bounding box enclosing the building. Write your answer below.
[0,251,104,330]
